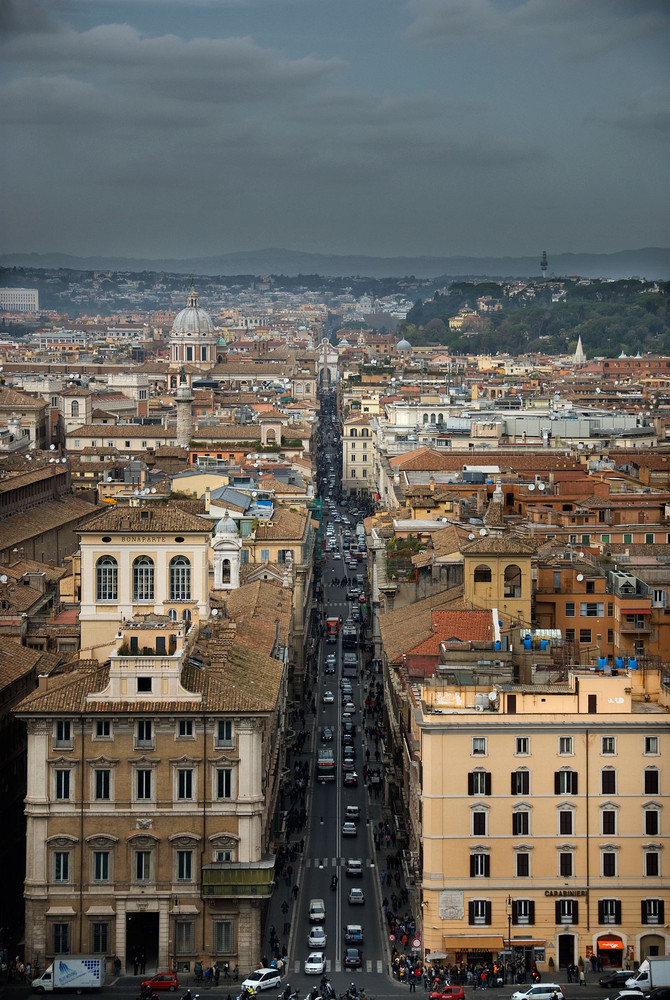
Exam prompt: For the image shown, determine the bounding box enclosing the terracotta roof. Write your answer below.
[80,503,213,534]
[191,425,263,441]
[67,423,168,438]
[2,558,67,583]
[0,496,97,552]
[253,505,310,541]
[0,466,67,496]
[0,640,58,690]
[408,609,494,655]
[0,386,46,410]
[258,476,304,493]
[461,533,536,555]
[379,586,466,665]
[16,580,290,716]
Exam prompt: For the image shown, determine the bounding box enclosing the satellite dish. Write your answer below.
[576,573,584,581]
[488,691,497,701]
[537,482,546,491]
[479,528,487,536]
[134,489,140,495]
[62,458,67,463]
[211,608,218,616]
[151,487,156,494]
[106,477,112,482]
[468,532,475,540]
[578,551,585,558]
[49,444,55,451]
[252,491,257,498]
[0,574,7,583]
[596,387,601,393]
[528,483,535,491]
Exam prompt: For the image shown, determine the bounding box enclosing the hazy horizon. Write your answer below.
[1,0,668,261]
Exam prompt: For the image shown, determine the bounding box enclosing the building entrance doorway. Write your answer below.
[558,934,575,969]
[126,911,159,975]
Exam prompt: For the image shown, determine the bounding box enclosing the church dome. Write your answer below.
[215,511,238,535]
[172,286,215,336]
[396,337,412,351]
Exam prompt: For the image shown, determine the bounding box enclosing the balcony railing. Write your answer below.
[202,856,276,898]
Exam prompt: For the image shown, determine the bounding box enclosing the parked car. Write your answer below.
[512,987,564,1000]
[601,974,639,990]
[239,969,281,993]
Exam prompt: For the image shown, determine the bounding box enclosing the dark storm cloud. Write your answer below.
[406,0,669,60]
[0,0,62,35]
[0,0,667,257]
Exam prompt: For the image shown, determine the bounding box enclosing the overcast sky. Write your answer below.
[1,0,668,260]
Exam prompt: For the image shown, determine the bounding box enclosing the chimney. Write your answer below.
[429,476,435,494]
[38,674,51,692]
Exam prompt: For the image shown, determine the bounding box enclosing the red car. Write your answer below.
[140,975,179,993]
[430,989,465,1000]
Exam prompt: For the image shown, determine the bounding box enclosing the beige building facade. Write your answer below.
[17,581,290,975]
[78,506,212,661]
[414,671,669,973]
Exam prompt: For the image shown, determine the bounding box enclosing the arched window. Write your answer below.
[169,556,191,600]
[133,557,154,601]
[437,412,444,423]
[474,564,492,583]
[350,428,358,437]
[423,414,429,424]
[182,609,192,622]
[96,556,118,601]
[430,413,436,423]
[168,608,178,622]
[504,564,522,598]
[222,559,231,585]
[71,400,79,417]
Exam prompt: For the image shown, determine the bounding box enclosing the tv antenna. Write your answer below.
[540,250,548,280]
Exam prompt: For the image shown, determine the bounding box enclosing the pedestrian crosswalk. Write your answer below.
[292,958,384,975]
[304,857,373,868]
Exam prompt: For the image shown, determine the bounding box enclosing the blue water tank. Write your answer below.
[615,656,625,669]
[628,657,638,670]
[597,656,607,670]
[523,636,532,650]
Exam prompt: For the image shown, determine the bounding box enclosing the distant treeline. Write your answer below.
[400,280,670,358]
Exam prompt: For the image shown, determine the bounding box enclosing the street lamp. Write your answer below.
[507,895,512,955]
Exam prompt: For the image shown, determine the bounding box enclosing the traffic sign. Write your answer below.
[412,938,422,949]
[389,934,396,942]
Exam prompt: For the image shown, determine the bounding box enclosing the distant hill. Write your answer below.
[1,247,668,280]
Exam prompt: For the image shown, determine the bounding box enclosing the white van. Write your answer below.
[308,898,326,923]
[346,805,360,820]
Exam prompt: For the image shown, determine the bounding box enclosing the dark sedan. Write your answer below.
[600,974,637,990]
[344,947,363,969]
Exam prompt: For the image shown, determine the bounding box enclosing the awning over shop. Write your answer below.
[444,936,505,950]
[508,940,546,947]
[598,939,623,950]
